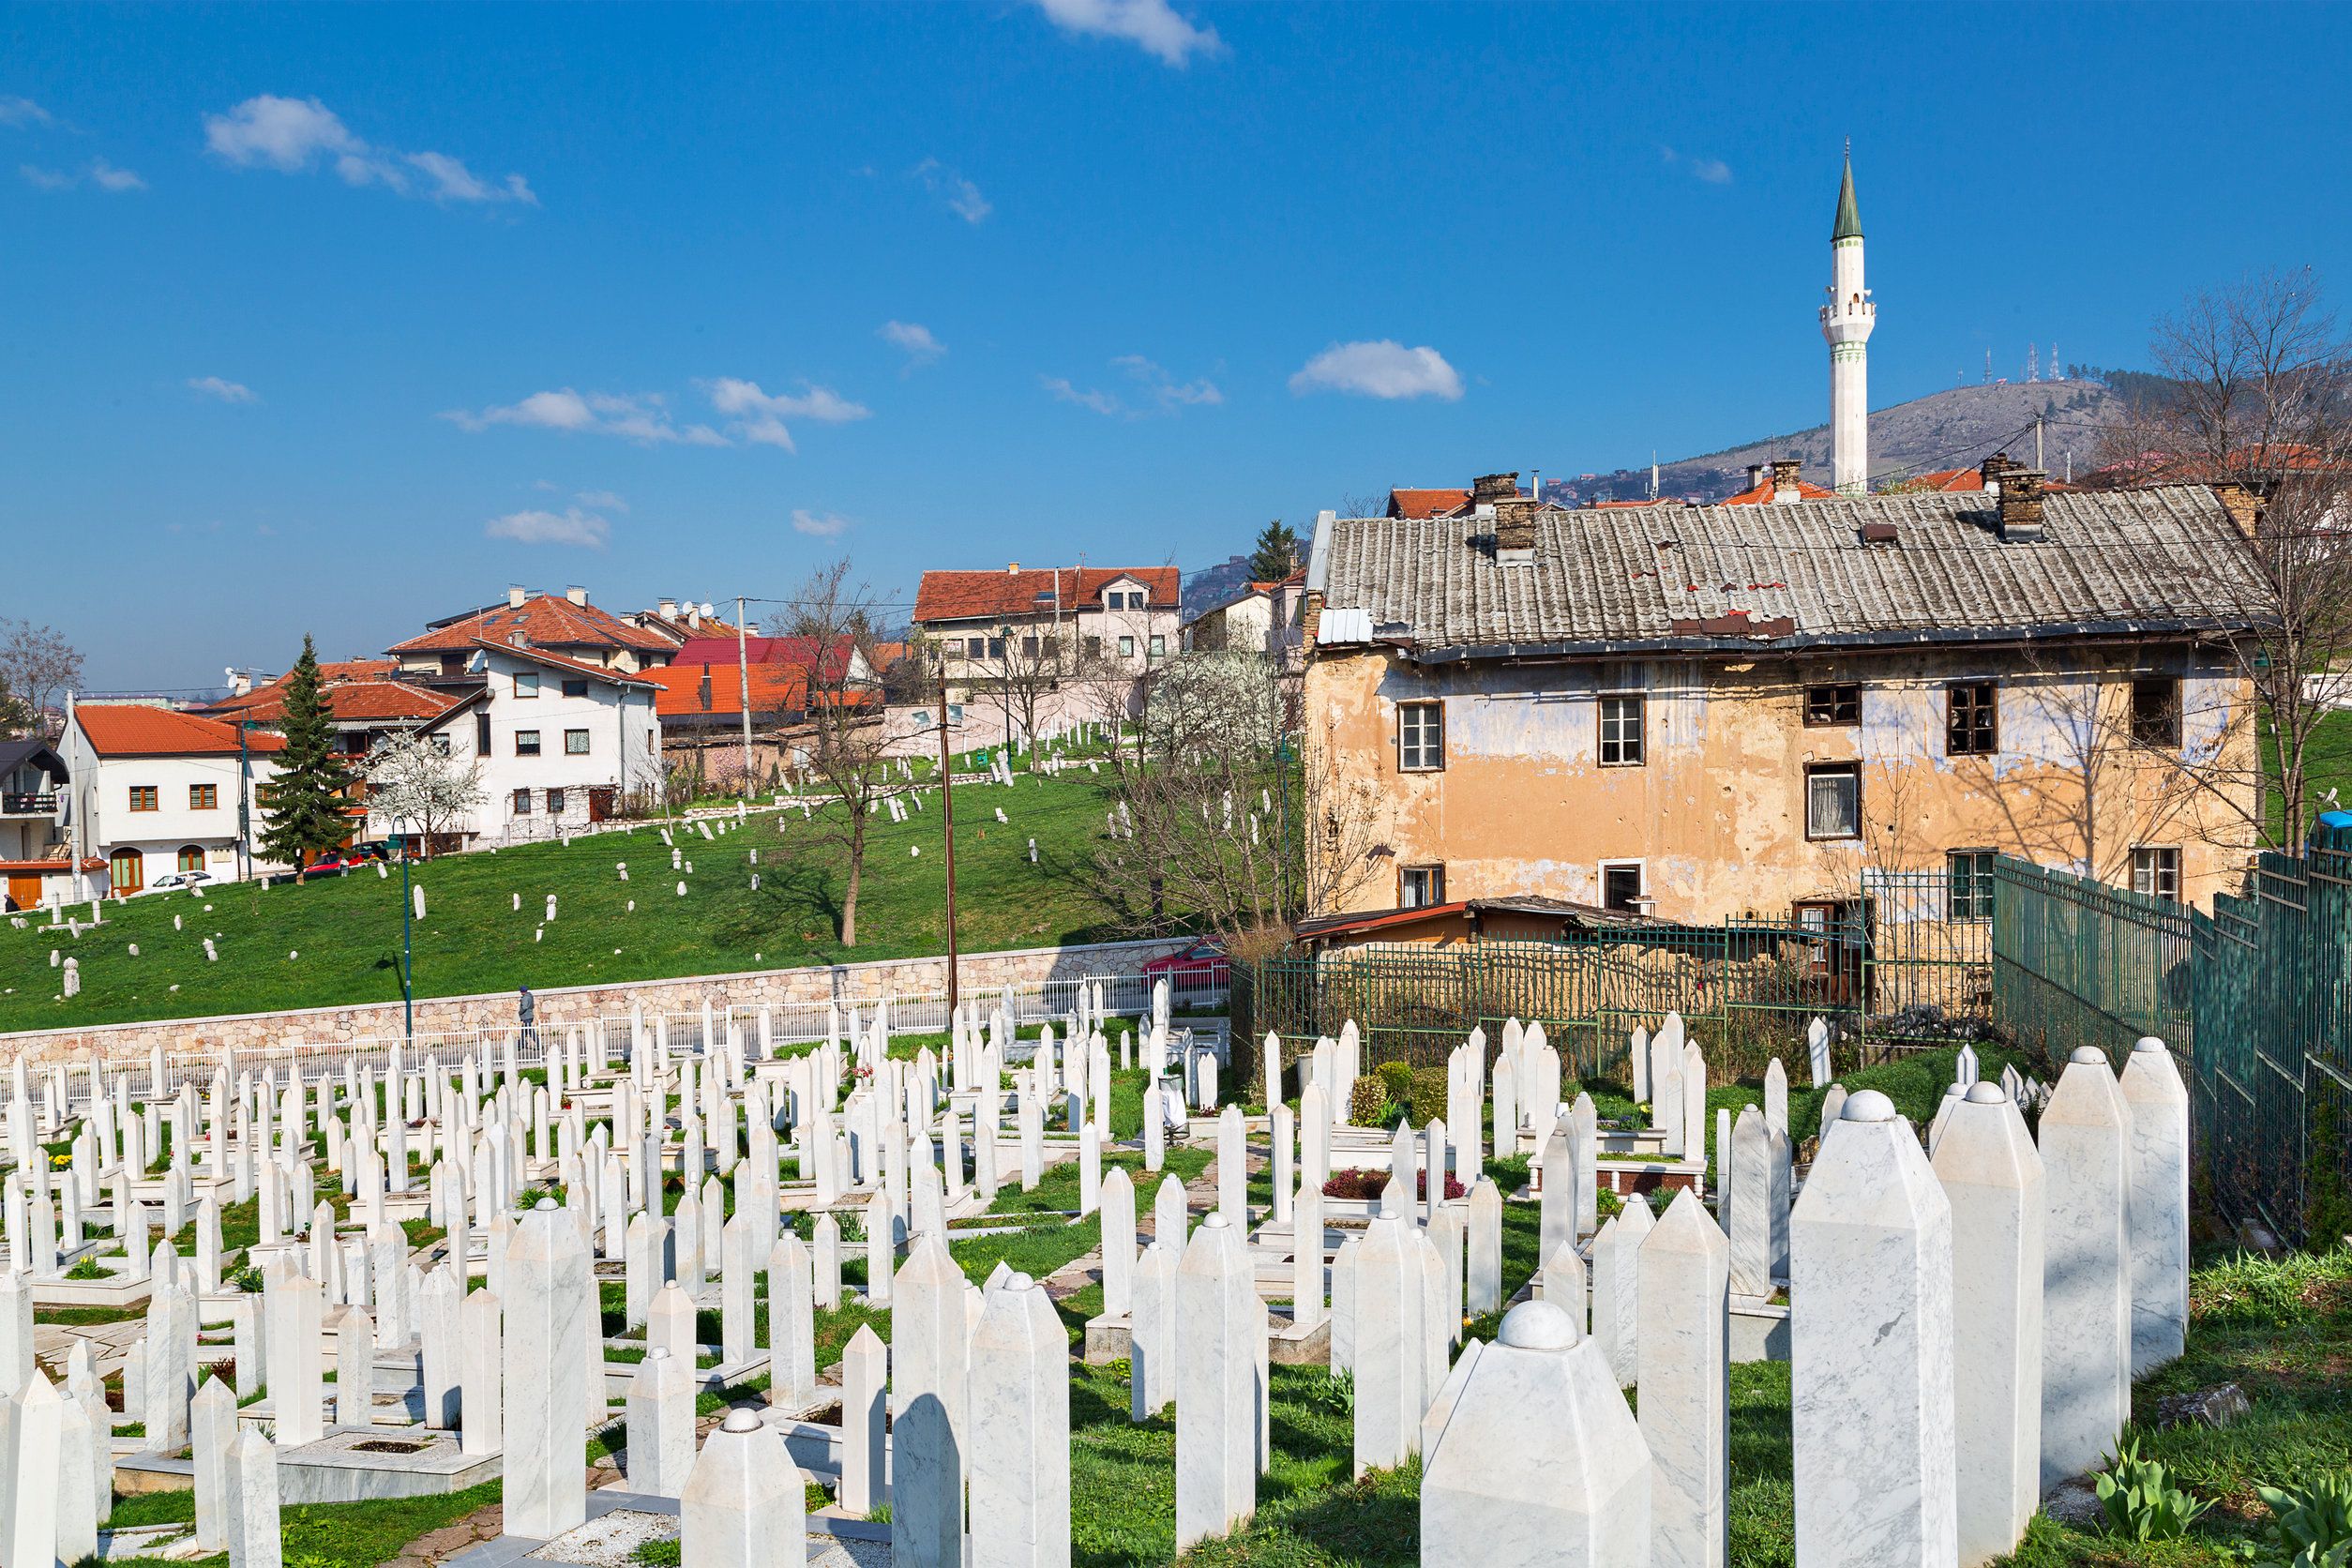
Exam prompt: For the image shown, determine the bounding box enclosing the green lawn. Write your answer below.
[2267,707,2352,843]
[0,770,1130,1033]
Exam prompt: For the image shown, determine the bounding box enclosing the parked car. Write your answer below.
[300,853,357,877]
[345,840,396,864]
[145,869,217,893]
[1142,939,1229,988]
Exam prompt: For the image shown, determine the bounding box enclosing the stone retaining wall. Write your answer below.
[0,934,1196,1067]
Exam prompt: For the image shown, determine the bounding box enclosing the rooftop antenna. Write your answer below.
[1983,349,1992,385]
[2028,342,2039,384]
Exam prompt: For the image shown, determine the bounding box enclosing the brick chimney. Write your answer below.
[1980,451,2016,499]
[1493,498,1539,563]
[1772,458,1803,503]
[1470,472,1520,511]
[1998,468,2047,541]
[2214,482,2262,537]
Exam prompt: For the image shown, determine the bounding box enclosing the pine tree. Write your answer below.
[1247,520,1301,580]
[256,636,355,870]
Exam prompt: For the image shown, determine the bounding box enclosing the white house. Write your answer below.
[58,700,284,897]
[384,641,661,848]
[0,739,83,912]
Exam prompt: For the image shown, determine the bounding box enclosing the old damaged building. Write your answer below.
[1299,467,2264,927]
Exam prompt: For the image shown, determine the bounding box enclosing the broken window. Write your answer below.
[1947,681,1998,756]
[1805,683,1861,726]
[2131,676,2181,748]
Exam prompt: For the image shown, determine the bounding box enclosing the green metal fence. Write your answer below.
[1992,840,2352,1246]
[1233,872,1994,1083]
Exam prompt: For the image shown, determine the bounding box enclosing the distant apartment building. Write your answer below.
[1185,570,1308,670]
[1302,467,2264,929]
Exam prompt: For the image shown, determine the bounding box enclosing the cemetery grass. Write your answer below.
[98,1477,502,1568]
[0,770,1138,1033]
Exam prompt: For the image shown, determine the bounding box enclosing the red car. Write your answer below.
[1142,940,1229,988]
[301,853,357,877]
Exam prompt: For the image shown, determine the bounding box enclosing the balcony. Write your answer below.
[0,792,57,817]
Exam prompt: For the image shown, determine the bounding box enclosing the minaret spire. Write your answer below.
[1820,143,1875,494]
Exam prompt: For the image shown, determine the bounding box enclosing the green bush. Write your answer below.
[1347,1078,1389,1128]
[2095,1438,2212,1541]
[1409,1065,1448,1128]
[1375,1061,1413,1100]
[2254,1471,2352,1566]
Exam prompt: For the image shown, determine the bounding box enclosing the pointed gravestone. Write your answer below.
[2037,1047,2132,1495]
[1466,1176,1503,1314]
[224,1426,284,1568]
[505,1200,591,1539]
[1933,1081,2044,1568]
[1351,1213,1427,1477]
[682,1406,808,1568]
[967,1273,1071,1568]
[460,1285,502,1455]
[1174,1214,1256,1551]
[1422,1299,1651,1567]
[626,1348,697,1500]
[1130,1238,1177,1423]
[892,1234,968,1568]
[2119,1037,2190,1375]
[192,1375,238,1552]
[1638,1190,1729,1568]
[1791,1090,1956,1568]
[768,1233,818,1409]
[838,1324,887,1517]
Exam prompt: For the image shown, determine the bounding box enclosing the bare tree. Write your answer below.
[766,560,893,946]
[1090,650,1379,938]
[2101,269,2352,848]
[0,620,83,738]
[364,732,488,857]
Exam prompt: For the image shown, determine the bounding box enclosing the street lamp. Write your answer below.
[234,718,264,882]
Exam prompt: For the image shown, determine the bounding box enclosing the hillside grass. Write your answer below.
[2269,707,2352,843]
[0,771,1127,1033]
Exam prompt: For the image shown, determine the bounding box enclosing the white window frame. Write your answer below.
[1599,859,1647,913]
[2131,845,2181,903]
[1397,701,1444,772]
[1805,763,1862,841]
[1597,692,1645,766]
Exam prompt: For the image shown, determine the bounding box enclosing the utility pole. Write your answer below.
[2036,415,2044,471]
[236,720,253,882]
[735,596,755,797]
[396,816,415,1045]
[937,674,959,1018]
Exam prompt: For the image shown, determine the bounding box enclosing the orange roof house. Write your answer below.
[388,587,677,675]
[74,705,284,758]
[912,565,1181,625]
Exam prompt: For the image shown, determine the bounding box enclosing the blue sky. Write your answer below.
[7,2,2349,690]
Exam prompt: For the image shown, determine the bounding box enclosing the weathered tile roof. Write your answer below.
[388,595,675,656]
[75,705,286,758]
[1315,483,2260,656]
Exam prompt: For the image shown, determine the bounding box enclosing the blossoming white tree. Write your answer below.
[366,732,488,857]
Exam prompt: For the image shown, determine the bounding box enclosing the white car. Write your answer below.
[144,870,218,893]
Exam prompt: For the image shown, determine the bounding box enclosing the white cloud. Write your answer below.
[574,489,627,512]
[188,376,259,404]
[203,95,535,205]
[21,158,146,192]
[1288,340,1463,401]
[1031,0,1222,66]
[913,158,991,224]
[485,506,611,549]
[1046,355,1222,418]
[703,377,872,452]
[1660,145,1733,186]
[0,97,53,128]
[880,320,945,365]
[791,509,851,538]
[1043,376,1124,416]
[88,158,145,191]
[1113,354,1222,410]
[443,388,728,446]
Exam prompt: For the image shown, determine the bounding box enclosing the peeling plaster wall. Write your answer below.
[1307,641,2260,921]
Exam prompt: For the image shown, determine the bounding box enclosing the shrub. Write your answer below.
[1321,1167,1466,1202]
[1348,1078,1388,1128]
[65,1257,107,1281]
[2254,1472,2352,1567]
[1409,1065,1449,1128]
[1375,1061,1414,1101]
[2094,1438,2212,1541]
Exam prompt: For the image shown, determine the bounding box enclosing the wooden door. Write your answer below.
[5,875,38,911]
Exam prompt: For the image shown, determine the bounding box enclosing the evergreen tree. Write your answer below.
[1247,519,1301,580]
[256,636,354,870]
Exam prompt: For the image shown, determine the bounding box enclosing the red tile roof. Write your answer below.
[388,595,676,657]
[643,661,809,719]
[226,679,460,727]
[75,705,285,758]
[0,856,104,874]
[913,566,1180,625]
[627,610,741,645]
[1385,489,1472,520]
[671,636,859,682]
[205,658,405,716]
[1718,475,1841,505]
